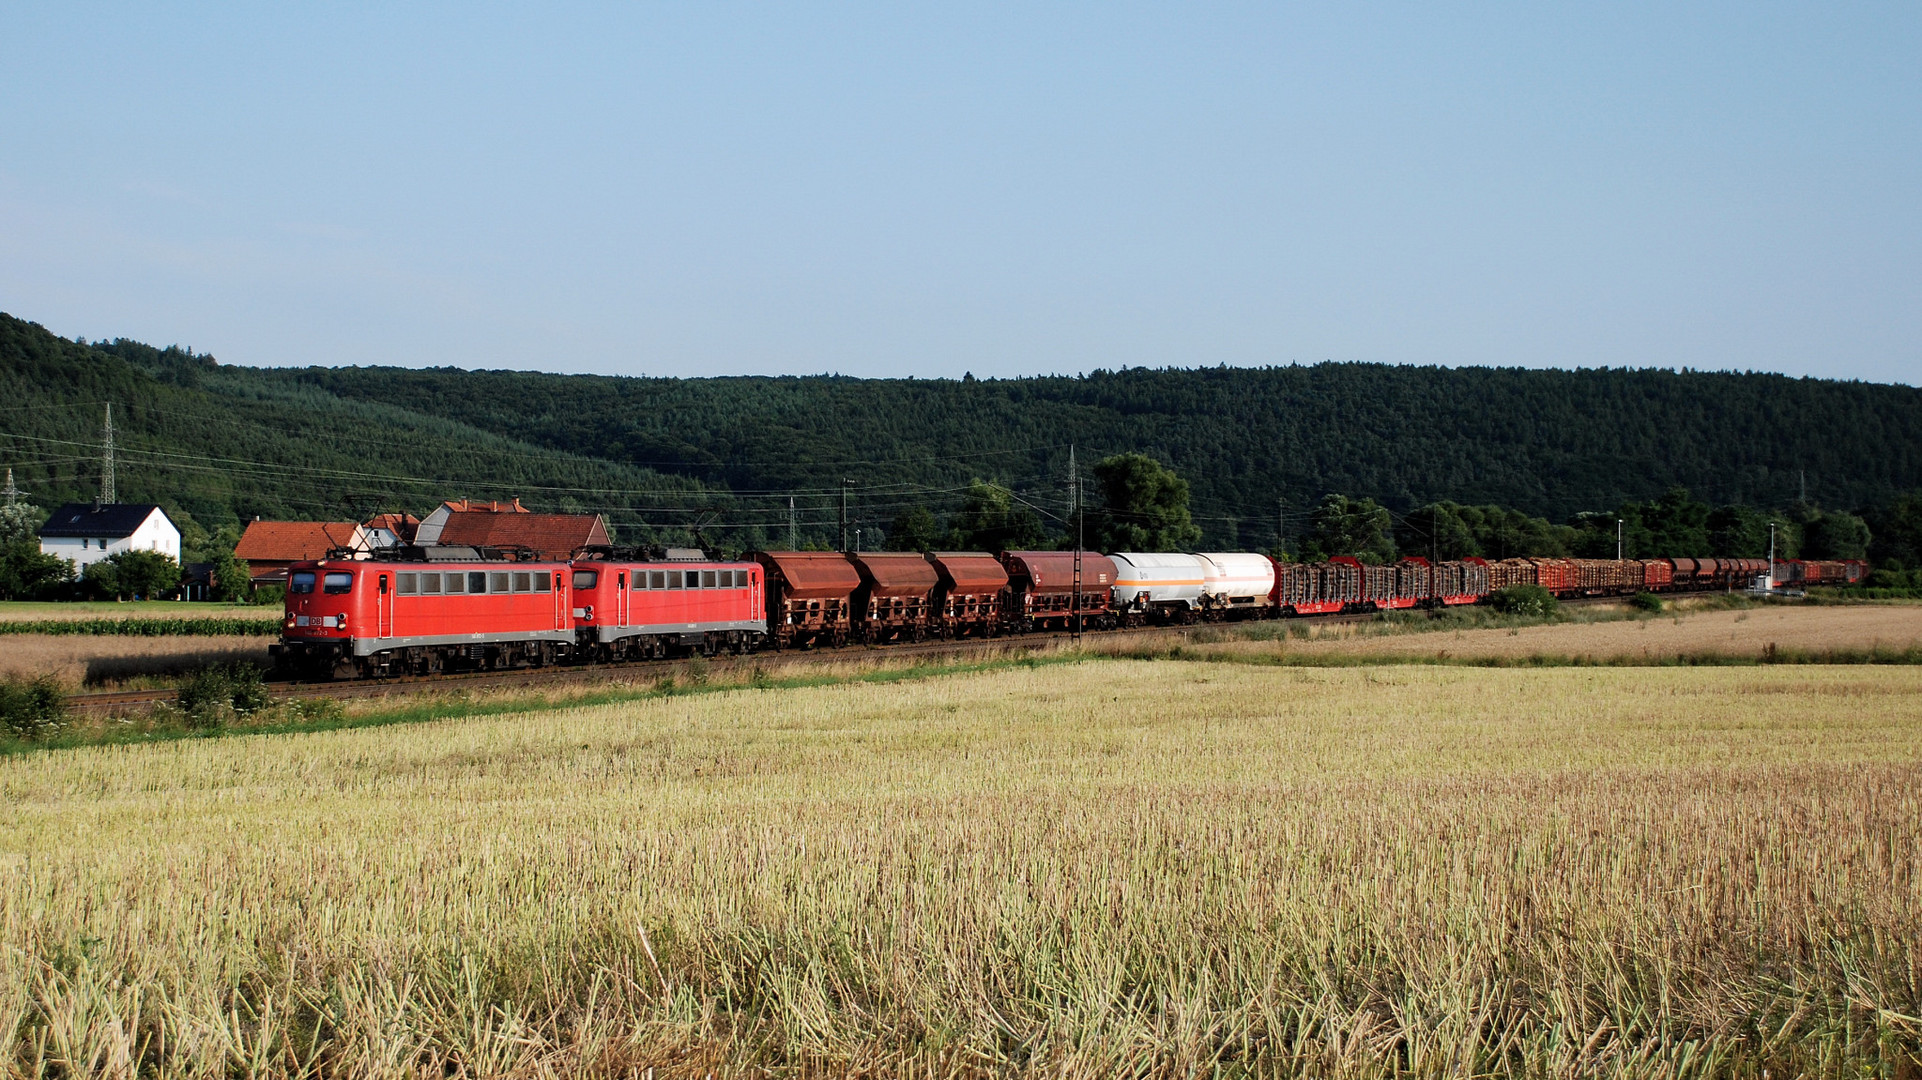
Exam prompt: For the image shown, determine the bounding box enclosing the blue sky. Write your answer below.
[3,3,1917,383]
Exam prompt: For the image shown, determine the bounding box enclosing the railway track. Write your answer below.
[61,594,1645,715]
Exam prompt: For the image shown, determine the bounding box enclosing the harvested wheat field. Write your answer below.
[3,660,1919,1076]
[1245,601,1922,663]
[0,634,272,685]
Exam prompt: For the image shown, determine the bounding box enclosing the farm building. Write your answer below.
[37,503,180,569]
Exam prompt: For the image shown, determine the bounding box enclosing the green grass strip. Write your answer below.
[0,618,280,636]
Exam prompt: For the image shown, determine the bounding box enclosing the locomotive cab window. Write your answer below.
[289,571,316,595]
[323,572,354,595]
[468,572,488,594]
[572,570,598,590]
[397,573,418,595]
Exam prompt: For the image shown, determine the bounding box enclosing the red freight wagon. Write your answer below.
[1396,559,1437,606]
[848,552,940,642]
[755,552,862,648]
[1530,558,1581,595]
[1485,559,1537,590]
[1434,559,1488,605]
[1274,560,1349,615]
[1641,559,1674,590]
[276,554,573,679]
[925,552,1009,637]
[999,551,1117,631]
[570,557,765,659]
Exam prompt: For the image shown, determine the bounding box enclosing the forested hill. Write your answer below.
[276,361,1919,544]
[0,314,709,546]
[6,309,1920,551]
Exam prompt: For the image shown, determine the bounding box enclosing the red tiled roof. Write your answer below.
[233,521,364,562]
[364,512,421,542]
[435,512,608,558]
[439,498,528,514]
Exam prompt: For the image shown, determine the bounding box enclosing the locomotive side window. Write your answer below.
[489,572,510,593]
[649,571,665,589]
[572,570,598,590]
[468,572,488,594]
[665,571,682,589]
[323,572,354,594]
[702,570,717,588]
[290,571,316,595]
[421,573,442,594]
[512,572,531,592]
[535,573,551,593]
[445,572,465,594]
[397,573,418,595]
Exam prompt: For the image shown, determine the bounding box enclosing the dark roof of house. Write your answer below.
[37,503,169,539]
[435,512,609,558]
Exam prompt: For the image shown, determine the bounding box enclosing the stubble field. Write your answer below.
[2,660,1919,1077]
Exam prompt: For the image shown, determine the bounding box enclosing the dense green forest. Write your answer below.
[4,311,1920,567]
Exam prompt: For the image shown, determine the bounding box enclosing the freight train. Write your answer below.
[272,547,1866,680]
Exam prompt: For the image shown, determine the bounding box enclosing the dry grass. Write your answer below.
[1172,601,1922,664]
[0,634,271,687]
[1,661,1918,1077]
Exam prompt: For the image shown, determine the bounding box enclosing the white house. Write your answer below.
[38,503,181,570]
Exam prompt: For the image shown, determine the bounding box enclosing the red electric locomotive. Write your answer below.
[275,554,575,679]
[569,556,766,659]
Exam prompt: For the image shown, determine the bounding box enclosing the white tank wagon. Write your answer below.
[1196,552,1278,617]
[1109,552,1208,623]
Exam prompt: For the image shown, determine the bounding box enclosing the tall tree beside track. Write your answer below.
[1088,453,1202,553]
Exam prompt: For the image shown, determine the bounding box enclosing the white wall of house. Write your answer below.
[413,505,452,545]
[41,509,181,569]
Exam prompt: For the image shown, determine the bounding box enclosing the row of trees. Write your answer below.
[876,454,1907,568]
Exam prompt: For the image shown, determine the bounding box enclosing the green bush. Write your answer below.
[0,676,65,738]
[177,664,271,729]
[1630,591,1665,613]
[1490,584,1559,618]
